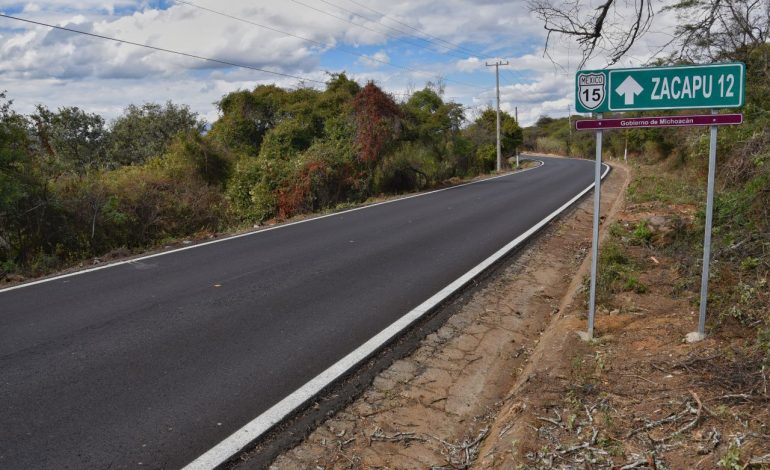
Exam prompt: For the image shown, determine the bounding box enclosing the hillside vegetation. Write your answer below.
[0,75,522,278]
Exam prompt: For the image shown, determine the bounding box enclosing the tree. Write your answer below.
[475,108,523,156]
[0,93,31,265]
[208,85,288,155]
[501,116,524,155]
[324,72,361,98]
[353,82,401,175]
[402,87,465,154]
[31,105,109,173]
[109,102,205,166]
[1,96,69,268]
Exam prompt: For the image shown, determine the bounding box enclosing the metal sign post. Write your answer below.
[586,113,603,339]
[693,109,720,340]
[575,62,745,341]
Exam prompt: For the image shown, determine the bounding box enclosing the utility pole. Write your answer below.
[486,60,509,172]
[567,104,572,156]
[515,106,519,167]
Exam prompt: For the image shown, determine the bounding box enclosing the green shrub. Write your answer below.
[631,220,653,245]
[594,240,647,304]
[474,144,496,173]
[101,161,227,246]
[226,157,280,223]
[374,143,438,194]
[535,136,566,155]
[162,132,232,187]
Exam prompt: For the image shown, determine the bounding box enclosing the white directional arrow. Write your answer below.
[616,76,644,105]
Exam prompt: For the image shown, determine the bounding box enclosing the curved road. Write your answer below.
[0,156,601,469]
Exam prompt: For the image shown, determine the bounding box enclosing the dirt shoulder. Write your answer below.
[261,163,628,469]
[476,162,770,468]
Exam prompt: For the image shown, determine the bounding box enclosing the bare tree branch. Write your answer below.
[530,0,769,67]
[529,0,653,67]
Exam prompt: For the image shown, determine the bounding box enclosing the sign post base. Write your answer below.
[685,332,706,343]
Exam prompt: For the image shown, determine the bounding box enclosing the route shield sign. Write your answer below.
[575,63,745,113]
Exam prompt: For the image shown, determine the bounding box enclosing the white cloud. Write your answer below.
[358,50,389,68]
[455,56,482,72]
[22,3,41,13]
[0,0,683,127]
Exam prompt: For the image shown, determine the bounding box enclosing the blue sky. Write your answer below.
[0,1,677,125]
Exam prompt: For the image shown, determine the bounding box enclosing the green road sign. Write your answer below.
[575,63,745,113]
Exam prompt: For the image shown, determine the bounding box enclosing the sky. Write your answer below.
[0,0,679,126]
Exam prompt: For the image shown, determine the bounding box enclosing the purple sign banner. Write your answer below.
[575,113,743,131]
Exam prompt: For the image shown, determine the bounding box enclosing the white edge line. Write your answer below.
[182,160,611,470]
[0,161,543,295]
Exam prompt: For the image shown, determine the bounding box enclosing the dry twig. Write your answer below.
[537,416,564,428]
[750,453,770,465]
[619,459,647,469]
[370,428,426,444]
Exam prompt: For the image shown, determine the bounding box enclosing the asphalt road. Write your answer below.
[0,156,600,469]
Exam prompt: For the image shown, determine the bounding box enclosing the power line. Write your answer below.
[342,0,490,59]
[290,0,449,58]
[0,10,496,105]
[340,0,535,90]
[174,0,423,75]
[0,13,328,85]
[288,0,486,90]
[175,0,491,98]
[175,1,489,93]
[325,0,530,89]
[312,0,468,60]
[295,1,534,99]
[322,0,532,83]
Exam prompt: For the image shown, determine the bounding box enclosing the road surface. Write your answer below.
[0,156,603,469]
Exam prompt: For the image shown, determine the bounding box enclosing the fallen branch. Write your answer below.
[464,427,489,451]
[498,422,514,438]
[560,442,589,455]
[619,459,647,469]
[370,428,426,444]
[337,451,356,466]
[537,416,564,428]
[429,427,489,468]
[626,410,687,439]
[340,437,356,448]
[659,391,704,442]
[713,393,753,402]
[750,453,770,465]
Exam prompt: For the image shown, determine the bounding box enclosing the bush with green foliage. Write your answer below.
[109,102,205,166]
[0,74,528,278]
